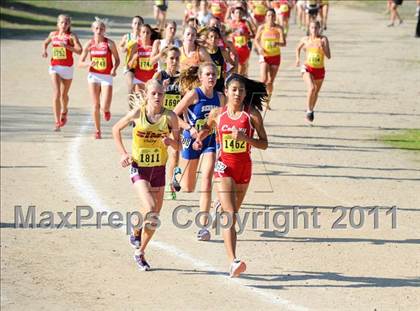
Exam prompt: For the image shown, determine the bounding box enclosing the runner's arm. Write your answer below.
[149,40,161,65]
[193,108,219,149]
[69,33,83,55]
[295,38,305,66]
[235,107,268,150]
[152,71,162,81]
[42,32,53,58]
[118,34,128,53]
[78,42,92,68]
[225,41,239,73]
[247,20,257,38]
[321,36,331,59]
[221,48,236,72]
[199,46,213,63]
[173,89,198,131]
[109,40,120,76]
[218,92,226,108]
[164,111,181,151]
[253,25,264,54]
[127,43,139,69]
[278,26,286,47]
[112,108,141,167]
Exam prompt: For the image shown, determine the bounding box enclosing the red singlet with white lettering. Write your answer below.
[50,31,74,67]
[214,105,254,184]
[88,37,113,75]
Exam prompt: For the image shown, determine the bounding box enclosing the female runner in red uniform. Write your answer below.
[128,24,158,93]
[228,7,255,76]
[193,73,268,277]
[79,18,120,139]
[42,14,82,131]
[295,20,331,123]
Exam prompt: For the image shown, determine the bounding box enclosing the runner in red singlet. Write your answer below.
[193,73,268,277]
[42,14,82,131]
[79,18,120,139]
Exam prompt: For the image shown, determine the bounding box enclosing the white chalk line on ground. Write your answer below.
[67,120,309,311]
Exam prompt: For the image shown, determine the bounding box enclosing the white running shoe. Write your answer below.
[229,259,246,277]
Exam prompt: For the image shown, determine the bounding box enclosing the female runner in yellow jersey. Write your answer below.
[254,8,286,106]
[112,79,180,271]
[295,20,330,123]
[119,16,143,95]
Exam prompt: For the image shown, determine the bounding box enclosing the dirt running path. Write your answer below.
[1,2,419,311]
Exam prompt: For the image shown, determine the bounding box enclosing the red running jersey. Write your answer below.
[88,37,113,74]
[134,43,157,82]
[217,105,254,163]
[50,31,74,67]
[229,20,251,48]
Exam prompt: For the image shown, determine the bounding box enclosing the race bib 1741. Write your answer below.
[139,57,154,70]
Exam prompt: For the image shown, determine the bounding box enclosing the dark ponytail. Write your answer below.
[225,73,268,111]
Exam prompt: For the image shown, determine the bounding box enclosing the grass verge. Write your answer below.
[1,0,152,39]
[381,129,420,151]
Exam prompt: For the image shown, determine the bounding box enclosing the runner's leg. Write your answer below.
[311,78,324,111]
[302,71,316,112]
[216,176,237,261]
[89,83,101,132]
[60,78,72,114]
[50,73,61,125]
[198,152,216,227]
[102,85,113,115]
[133,180,165,253]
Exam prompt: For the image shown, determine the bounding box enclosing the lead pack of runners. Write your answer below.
[42,0,332,276]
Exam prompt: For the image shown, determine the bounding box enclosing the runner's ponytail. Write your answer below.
[225,73,268,111]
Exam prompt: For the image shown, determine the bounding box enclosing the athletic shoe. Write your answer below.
[95,131,102,139]
[197,228,211,241]
[59,111,68,127]
[129,228,142,249]
[387,23,394,27]
[306,111,314,122]
[165,184,176,200]
[172,167,182,192]
[134,250,150,271]
[211,200,221,229]
[54,122,61,132]
[104,111,111,121]
[229,259,246,277]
